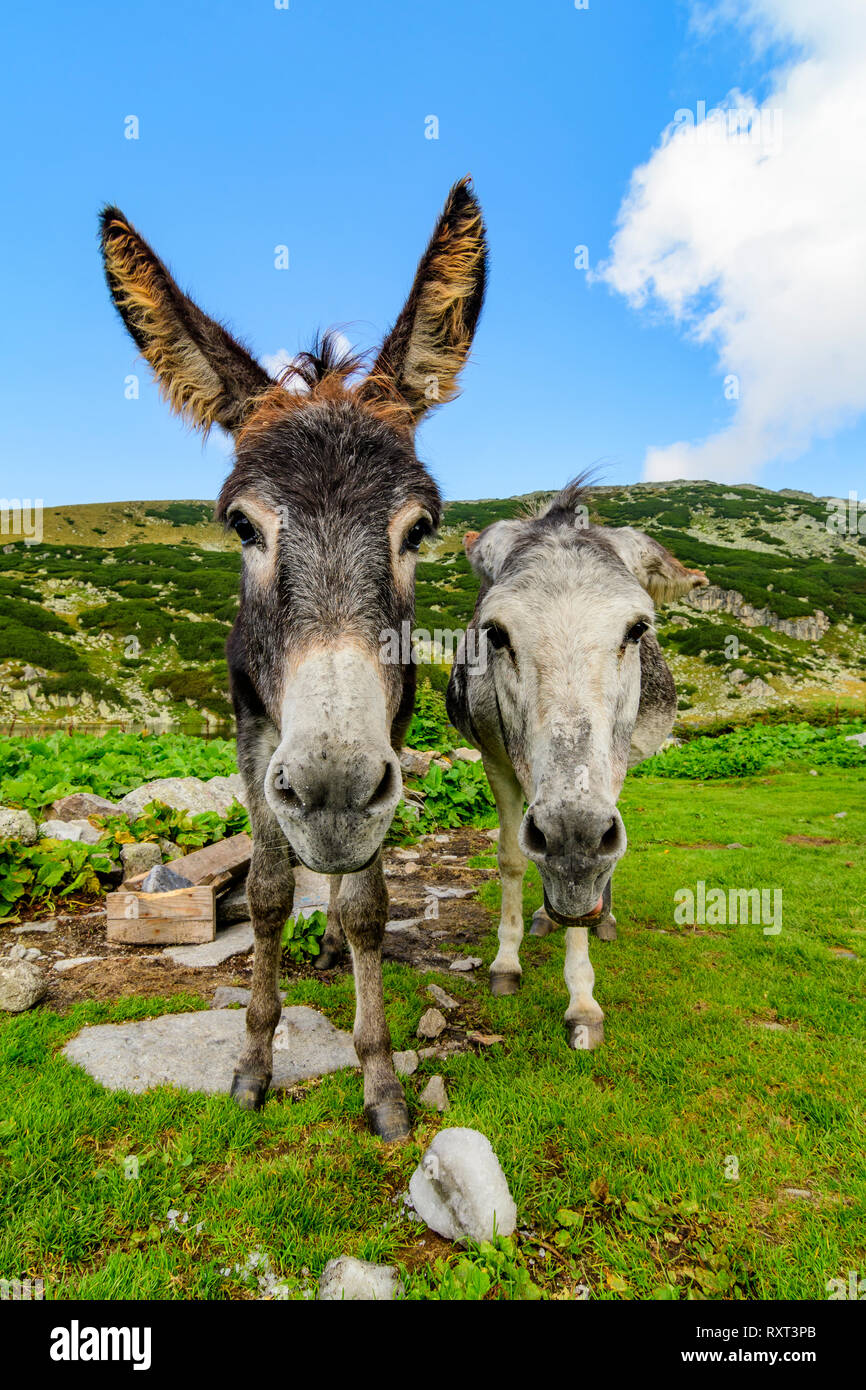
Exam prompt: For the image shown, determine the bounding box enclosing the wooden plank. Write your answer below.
[106,884,217,944]
[121,833,252,890]
[106,916,215,945]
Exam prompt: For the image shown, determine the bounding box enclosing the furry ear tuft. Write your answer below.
[359,177,487,426]
[99,206,272,434]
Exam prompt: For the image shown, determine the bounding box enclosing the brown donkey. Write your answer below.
[100,180,487,1139]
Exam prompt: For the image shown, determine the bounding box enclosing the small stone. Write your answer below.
[833,812,848,819]
[217,882,250,926]
[419,1075,450,1112]
[211,986,252,1009]
[399,747,435,777]
[163,921,254,968]
[23,948,43,961]
[0,959,47,1012]
[726,842,747,849]
[10,920,56,934]
[449,956,483,972]
[485,828,500,842]
[393,848,420,861]
[8,943,27,960]
[408,1127,517,1243]
[452,747,482,763]
[120,842,162,878]
[781,1188,813,1201]
[844,732,866,747]
[0,806,38,846]
[809,769,818,776]
[393,1049,419,1076]
[319,1256,397,1302]
[54,956,101,973]
[158,839,183,861]
[427,983,458,1011]
[140,863,194,893]
[433,834,449,843]
[417,1008,447,1040]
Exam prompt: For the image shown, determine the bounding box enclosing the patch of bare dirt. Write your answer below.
[784,835,840,846]
[4,827,501,1010]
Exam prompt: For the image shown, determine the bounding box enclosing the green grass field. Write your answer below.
[1,763,863,1300]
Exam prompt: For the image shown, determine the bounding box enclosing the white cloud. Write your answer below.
[597,0,866,483]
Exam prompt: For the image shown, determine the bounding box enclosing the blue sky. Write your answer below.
[2,0,863,506]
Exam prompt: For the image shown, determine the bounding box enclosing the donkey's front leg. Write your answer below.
[564,926,604,1051]
[230,836,294,1110]
[485,758,528,997]
[314,874,345,970]
[339,856,409,1141]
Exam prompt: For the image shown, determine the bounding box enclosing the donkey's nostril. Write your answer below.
[365,759,399,814]
[522,812,547,857]
[600,818,619,854]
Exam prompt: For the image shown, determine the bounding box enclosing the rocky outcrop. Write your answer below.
[688,585,830,642]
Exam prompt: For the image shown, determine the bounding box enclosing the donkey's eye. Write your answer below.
[625,620,649,645]
[231,513,259,547]
[485,623,512,653]
[403,518,432,553]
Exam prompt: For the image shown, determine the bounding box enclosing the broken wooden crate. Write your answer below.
[106,833,252,945]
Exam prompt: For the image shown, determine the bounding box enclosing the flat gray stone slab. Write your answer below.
[63,1005,359,1095]
[163,921,254,968]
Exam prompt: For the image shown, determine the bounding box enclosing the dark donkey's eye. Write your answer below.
[625,620,649,645]
[403,518,432,553]
[231,513,259,547]
[485,623,512,653]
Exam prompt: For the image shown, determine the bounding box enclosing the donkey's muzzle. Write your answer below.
[519,802,626,920]
[266,747,403,875]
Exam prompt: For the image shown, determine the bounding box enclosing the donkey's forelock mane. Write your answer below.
[237,330,417,447]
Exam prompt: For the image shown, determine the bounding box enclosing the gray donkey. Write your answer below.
[100,179,487,1139]
[447,483,707,1049]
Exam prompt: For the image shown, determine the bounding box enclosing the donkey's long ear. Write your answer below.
[359,177,487,425]
[464,520,524,582]
[606,527,708,603]
[99,207,273,434]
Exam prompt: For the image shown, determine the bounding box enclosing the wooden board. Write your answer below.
[106,885,217,945]
[121,833,252,890]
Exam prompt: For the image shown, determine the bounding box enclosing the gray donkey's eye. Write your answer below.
[403,518,432,552]
[624,620,649,644]
[231,513,259,547]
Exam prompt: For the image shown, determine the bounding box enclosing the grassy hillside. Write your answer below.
[2,482,864,730]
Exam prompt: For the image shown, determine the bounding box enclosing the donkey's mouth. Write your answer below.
[543,893,604,927]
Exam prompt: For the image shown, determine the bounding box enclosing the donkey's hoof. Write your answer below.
[365,1098,411,1142]
[314,945,341,971]
[566,1018,604,1051]
[490,970,521,997]
[592,915,618,942]
[230,1073,270,1110]
[529,908,556,938]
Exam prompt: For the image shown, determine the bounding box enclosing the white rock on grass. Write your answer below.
[417,1008,447,1040]
[393,1049,419,1076]
[0,959,47,1012]
[0,807,38,846]
[319,1257,397,1301]
[419,1075,450,1112]
[63,1005,358,1094]
[409,1128,517,1243]
[452,747,482,763]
